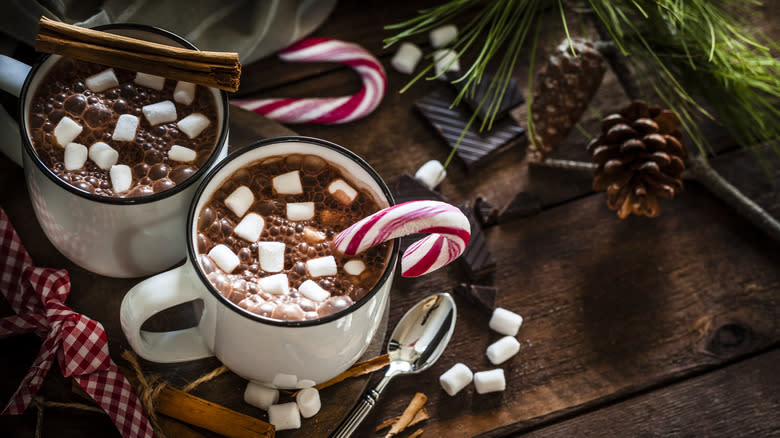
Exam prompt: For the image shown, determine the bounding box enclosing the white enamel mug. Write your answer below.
[120,137,400,388]
[0,24,229,278]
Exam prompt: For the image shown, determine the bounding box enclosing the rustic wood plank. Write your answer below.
[519,348,780,438]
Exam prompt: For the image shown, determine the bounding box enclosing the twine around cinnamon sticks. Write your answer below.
[35,17,241,92]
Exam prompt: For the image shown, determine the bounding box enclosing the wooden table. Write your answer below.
[2,1,778,437]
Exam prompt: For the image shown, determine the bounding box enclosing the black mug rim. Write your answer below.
[17,23,230,206]
[186,136,400,328]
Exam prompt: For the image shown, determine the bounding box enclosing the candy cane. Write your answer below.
[333,201,471,277]
[231,38,386,124]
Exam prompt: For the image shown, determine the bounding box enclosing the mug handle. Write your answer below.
[0,55,31,166]
[120,264,214,363]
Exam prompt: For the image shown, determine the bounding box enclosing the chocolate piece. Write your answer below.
[391,173,447,255]
[458,202,496,279]
[451,74,524,123]
[454,283,497,313]
[415,88,526,169]
[498,192,542,223]
[474,195,499,227]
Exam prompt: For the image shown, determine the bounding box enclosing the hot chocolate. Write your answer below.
[28,57,218,197]
[195,153,391,322]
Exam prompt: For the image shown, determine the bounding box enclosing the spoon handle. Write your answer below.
[331,373,394,438]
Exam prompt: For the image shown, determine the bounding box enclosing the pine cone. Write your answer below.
[588,100,688,219]
[530,39,606,159]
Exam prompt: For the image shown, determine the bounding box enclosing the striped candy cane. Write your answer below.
[333,201,471,277]
[232,38,386,124]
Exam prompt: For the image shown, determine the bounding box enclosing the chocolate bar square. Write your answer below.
[454,283,498,313]
[458,202,496,279]
[450,74,525,124]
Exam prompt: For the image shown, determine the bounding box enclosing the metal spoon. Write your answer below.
[331,292,457,438]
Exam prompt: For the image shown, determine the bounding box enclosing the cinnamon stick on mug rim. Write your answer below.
[34,16,240,92]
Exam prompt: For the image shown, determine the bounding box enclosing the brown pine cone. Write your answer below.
[530,39,606,159]
[588,100,688,219]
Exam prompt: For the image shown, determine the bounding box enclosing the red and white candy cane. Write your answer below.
[333,201,471,277]
[232,38,386,124]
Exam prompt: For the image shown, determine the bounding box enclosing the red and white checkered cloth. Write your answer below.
[0,207,154,438]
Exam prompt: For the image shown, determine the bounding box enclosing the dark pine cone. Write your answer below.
[588,101,688,219]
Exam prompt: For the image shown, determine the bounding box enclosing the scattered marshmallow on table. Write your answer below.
[430,24,458,48]
[244,383,278,411]
[267,402,301,431]
[343,259,366,276]
[299,280,330,302]
[414,159,446,189]
[53,116,82,147]
[168,145,197,162]
[224,185,254,218]
[177,112,210,139]
[474,368,506,394]
[258,241,285,272]
[174,81,196,105]
[296,388,321,418]
[63,143,88,170]
[142,100,177,126]
[273,170,303,195]
[234,213,265,242]
[328,179,358,205]
[112,114,139,142]
[85,69,119,93]
[391,42,422,74]
[258,273,289,295]
[489,307,523,336]
[287,202,315,221]
[272,373,298,389]
[109,164,132,193]
[486,336,521,365]
[307,256,337,278]
[134,72,165,90]
[208,244,240,273]
[439,363,473,396]
[433,49,460,77]
[88,142,119,170]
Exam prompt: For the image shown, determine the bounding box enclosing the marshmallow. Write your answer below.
[306,256,337,278]
[287,202,315,221]
[173,81,196,105]
[296,388,321,418]
[273,170,304,195]
[53,116,82,147]
[327,179,358,205]
[177,113,210,139]
[439,363,473,396]
[63,143,88,170]
[85,69,119,93]
[234,213,265,243]
[391,42,423,75]
[486,336,521,365]
[430,24,458,48]
[224,186,254,218]
[474,369,506,394]
[343,259,366,276]
[272,373,298,388]
[208,244,240,273]
[258,273,289,295]
[414,160,446,189]
[258,241,285,272]
[109,164,132,193]
[303,226,326,244]
[244,383,279,411]
[134,72,165,90]
[296,379,316,389]
[168,145,197,162]
[268,403,301,431]
[434,49,460,77]
[142,100,177,126]
[112,114,139,142]
[88,142,119,170]
[489,307,523,336]
[299,280,329,302]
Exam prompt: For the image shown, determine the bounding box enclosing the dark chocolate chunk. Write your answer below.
[498,192,542,223]
[391,173,448,255]
[415,88,526,169]
[451,74,525,123]
[454,283,497,313]
[474,195,499,227]
[458,202,496,279]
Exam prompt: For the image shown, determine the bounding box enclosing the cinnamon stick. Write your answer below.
[385,392,427,438]
[408,429,424,438]
[35,17,240,92]
[375,407,430,432]
[311,353,391,392]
